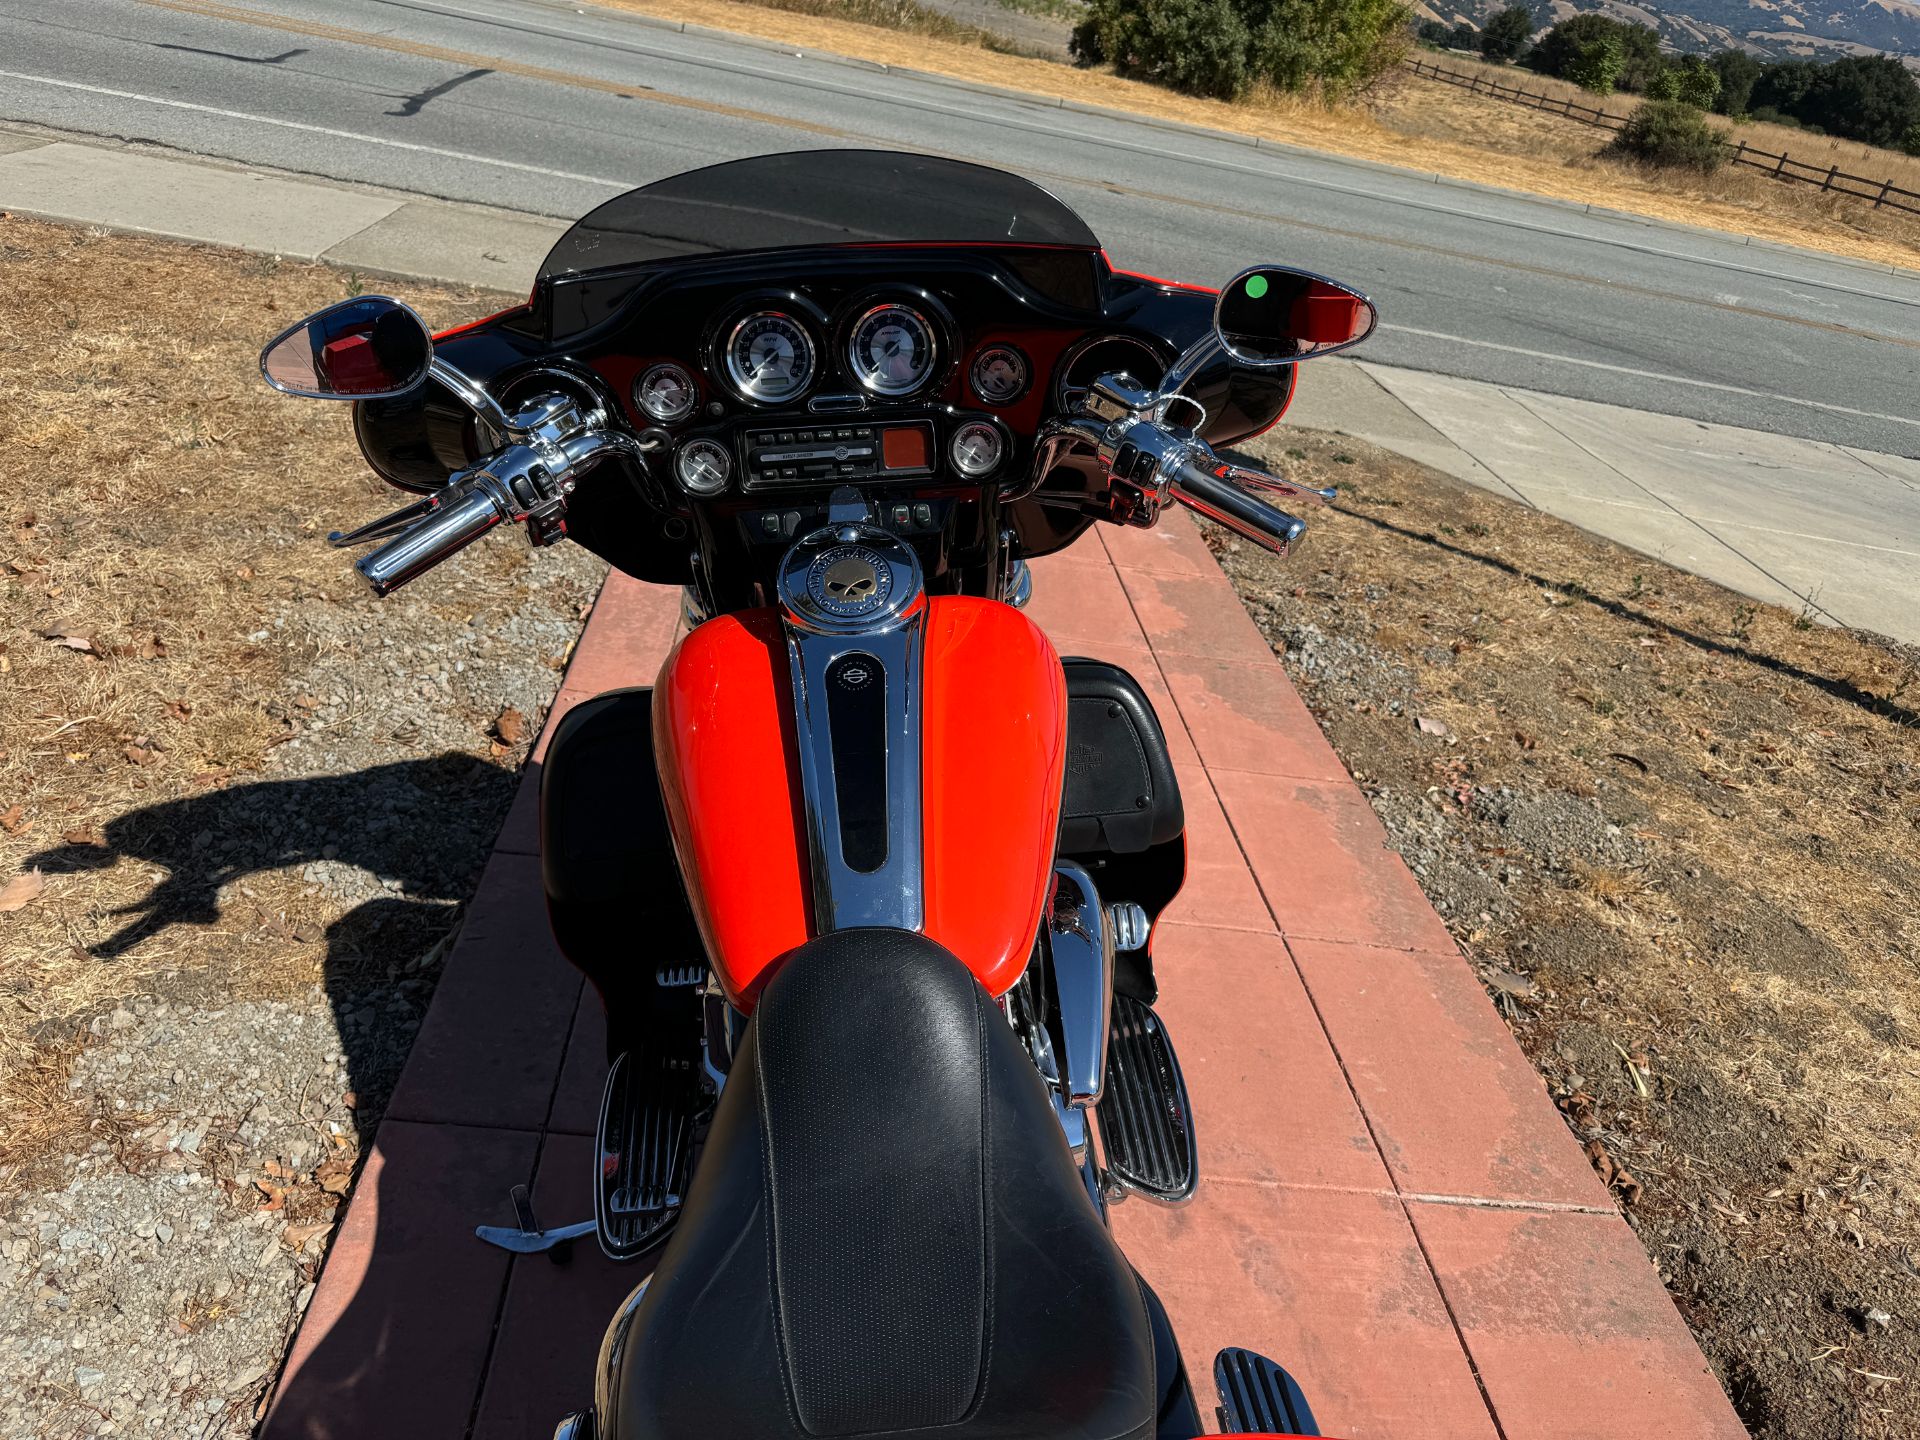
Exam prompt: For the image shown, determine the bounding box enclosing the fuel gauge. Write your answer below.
[969,345,1028,406]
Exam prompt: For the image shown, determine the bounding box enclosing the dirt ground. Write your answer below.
[1216,423,1920,1440]
[0,220,602,1433]
[603,0,1920,271]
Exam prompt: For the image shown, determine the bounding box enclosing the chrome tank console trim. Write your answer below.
[776,494,927,933]
[1049,862,1114,1112]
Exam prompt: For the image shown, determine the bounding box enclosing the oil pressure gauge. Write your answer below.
[949,420,1004,478]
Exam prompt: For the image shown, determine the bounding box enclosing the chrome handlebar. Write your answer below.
[330,374,647,596]
[1032,371,1333,555]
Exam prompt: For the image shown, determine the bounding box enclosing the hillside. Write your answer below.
[1423,0,1920,60]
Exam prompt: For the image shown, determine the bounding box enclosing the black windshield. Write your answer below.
[537,150,1101,279]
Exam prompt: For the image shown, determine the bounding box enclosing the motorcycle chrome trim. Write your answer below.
[778,512,928,932]
[1049,862,1114,1112]
[1001,557,1032,610]
[679,585,711,630]
[782,616,927,932]
[553,1412,596,1440]
[428,356,518,436]
[1108,901,1150,954]
[258,295,433,401]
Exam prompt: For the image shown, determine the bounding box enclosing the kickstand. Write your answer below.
[475,1183,595,1265]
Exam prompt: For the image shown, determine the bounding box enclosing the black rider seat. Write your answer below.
[602,928,1170,1440]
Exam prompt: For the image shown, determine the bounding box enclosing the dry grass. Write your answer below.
[1386,54,1920,250]
[1218,423,1920,1438]
[0,220,514,1169]
[598,0,1920,270]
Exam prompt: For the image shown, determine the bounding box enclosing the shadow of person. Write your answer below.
[23,751,518,1123]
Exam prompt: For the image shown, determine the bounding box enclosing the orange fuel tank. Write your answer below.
[653,598,1066,1011]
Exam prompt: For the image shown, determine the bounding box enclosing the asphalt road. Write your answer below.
[4,0,1919,455]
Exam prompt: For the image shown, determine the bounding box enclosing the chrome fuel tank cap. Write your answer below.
[778,524,923,634]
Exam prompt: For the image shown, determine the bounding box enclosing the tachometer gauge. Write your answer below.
[849,304,936,397]
[949,420,1004,478]
[635,362,696,424]
[726,312,814,404]
[969,345,1028,405]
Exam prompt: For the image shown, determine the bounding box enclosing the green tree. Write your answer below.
[1529,14,1661,92]
[1564,32,1626,95]
[1797,56,1920,148]
[1709,49,1760,116]
[1479,5,1534,63]
[1072,0,1410,102]
[1647,56,1717,108]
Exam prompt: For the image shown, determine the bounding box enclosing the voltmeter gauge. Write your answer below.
[949,421,1004,478]
[969,345,1028,405]
[635,363,697,424]
[676,438,732,496]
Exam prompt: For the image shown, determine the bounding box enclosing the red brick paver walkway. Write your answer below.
[262,513,1748,1440]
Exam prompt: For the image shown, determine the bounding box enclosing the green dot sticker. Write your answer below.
[1245,275,1269,299]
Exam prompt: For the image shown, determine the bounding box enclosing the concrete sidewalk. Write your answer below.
[5,120,1912,645]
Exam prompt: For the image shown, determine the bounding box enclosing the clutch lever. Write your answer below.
[327,494,442,548]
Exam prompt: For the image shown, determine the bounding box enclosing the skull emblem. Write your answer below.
[823,556,879,603]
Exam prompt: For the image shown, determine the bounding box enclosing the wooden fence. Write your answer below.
[1403,56,1920,217]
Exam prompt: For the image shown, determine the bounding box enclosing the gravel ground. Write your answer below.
[0,535,602,1438]
[0,219,609,1437]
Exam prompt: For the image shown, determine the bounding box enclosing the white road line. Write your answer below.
[0,69,632,189]
[1383,323,1920,430]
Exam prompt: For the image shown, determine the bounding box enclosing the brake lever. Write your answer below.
[1210,461,1337,507]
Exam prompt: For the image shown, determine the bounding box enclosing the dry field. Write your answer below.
[1221,423,1920,1440]
[0,219,598,1175]
[1386,52,1920,253]
[598,0,1920,270]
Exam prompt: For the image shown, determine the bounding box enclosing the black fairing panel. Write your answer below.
[1060,657,1185,855]
[601,930,1159,1440]
[539,688,701,1047]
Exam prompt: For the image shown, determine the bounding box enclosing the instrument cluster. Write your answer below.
[631,295,1034,422]
[617,285,1046,506]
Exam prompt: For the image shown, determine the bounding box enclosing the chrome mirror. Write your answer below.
[260,296,434,400]
[1213,267,1377,367]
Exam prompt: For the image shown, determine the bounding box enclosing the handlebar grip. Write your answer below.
[356,482,506,596]
[1170,460,1306,554]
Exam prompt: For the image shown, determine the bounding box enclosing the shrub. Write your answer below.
[1611,99,1725,171]
[1564,32,1625,95]
[1074,0,1410,102]
[1071,0,1252,99]
[1479,5,1534,63]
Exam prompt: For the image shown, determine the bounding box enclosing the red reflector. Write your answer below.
[882,425,931,471]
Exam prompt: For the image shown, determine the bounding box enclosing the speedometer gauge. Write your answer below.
[848,305,936,397]
[726,312,814,404]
